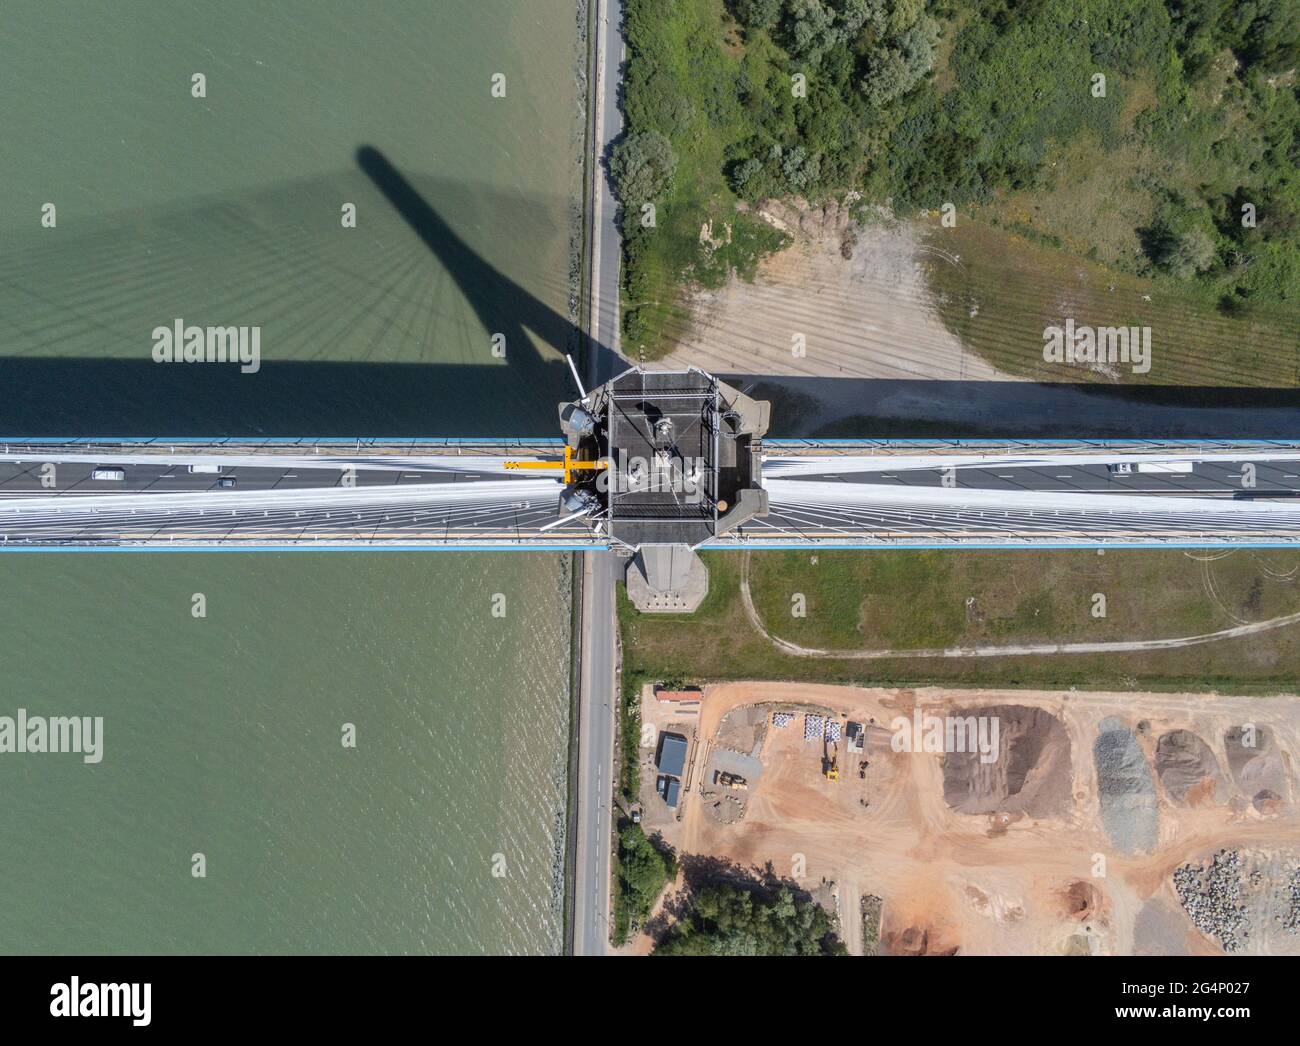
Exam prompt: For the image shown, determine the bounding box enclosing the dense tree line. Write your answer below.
[656,883,846,955]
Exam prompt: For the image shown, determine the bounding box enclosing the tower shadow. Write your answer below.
[0,153,615,437]
[355,145,622,391]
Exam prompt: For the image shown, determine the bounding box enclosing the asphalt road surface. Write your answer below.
[7,447,1300,545]
[572,550,617,955]
[570,0,625,955]
[766,452,1300,496]
[0,458,495,495]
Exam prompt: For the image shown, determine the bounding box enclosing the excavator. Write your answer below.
[822,738,840,781]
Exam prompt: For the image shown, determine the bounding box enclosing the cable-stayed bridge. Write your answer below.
[5,438,1300,549]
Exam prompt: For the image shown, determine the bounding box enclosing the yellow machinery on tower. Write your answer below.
[503,444,607,485]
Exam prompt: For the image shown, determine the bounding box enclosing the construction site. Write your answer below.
[630,680,1300,956]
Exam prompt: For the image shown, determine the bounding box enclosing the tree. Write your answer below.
[1224,0,1300,74]
[655,883,846,955]
[733,0,783,30]
[896,14,939,78]
[785,0,879,64]
[1161,227,1219,277]
[775,143,822,193]
[617,825,675,929]
[609,130,679,210]
[1171,0,1300,76]
[860,47,913,107]
[859,14,937,107]
[729,156,766,197]
[787,0,838,63]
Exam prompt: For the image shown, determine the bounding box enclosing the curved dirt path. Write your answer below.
[738,551,1300,660]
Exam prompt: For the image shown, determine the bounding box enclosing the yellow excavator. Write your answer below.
[823,739,840,781]
[503,444,607,485]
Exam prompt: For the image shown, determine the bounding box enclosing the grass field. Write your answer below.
[618,548,1300,693]
[924,218,1300,388]
[893,7,1299,387]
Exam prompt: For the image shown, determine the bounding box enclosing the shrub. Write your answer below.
[609,130,678,211]
[1160,227,1219,278]
[732,0,783,30]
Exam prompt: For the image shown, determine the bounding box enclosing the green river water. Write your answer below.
[0,1,583,954]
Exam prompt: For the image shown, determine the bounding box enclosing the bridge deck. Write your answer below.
[3,441,1300,548]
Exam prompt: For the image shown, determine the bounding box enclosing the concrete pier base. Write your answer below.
[625,544,708,613]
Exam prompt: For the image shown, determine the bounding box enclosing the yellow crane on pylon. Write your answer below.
[503,444,607,484]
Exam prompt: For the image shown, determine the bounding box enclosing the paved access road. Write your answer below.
[568,0,627,956]
[765,454,1300,496]
[572,550,618,955]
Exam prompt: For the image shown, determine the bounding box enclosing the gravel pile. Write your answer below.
[1174,849,1249,952]
[1284,867,1300,935]
[1093,719,1158,854]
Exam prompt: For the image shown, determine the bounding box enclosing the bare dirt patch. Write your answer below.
[656,201,1006,383]
[1133,899,1194,956]
[652,682,1300,955]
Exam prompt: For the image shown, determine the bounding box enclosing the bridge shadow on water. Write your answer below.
[0,145,1295,439]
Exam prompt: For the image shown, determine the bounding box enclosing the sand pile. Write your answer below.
[714,704,767,758]
[1155,730,1227,806]
[881,923,960,956]
[1094,718,1159,855]
[1224,726,1290,813]
[942,706,1072,818]
[1063,880,1103,921]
